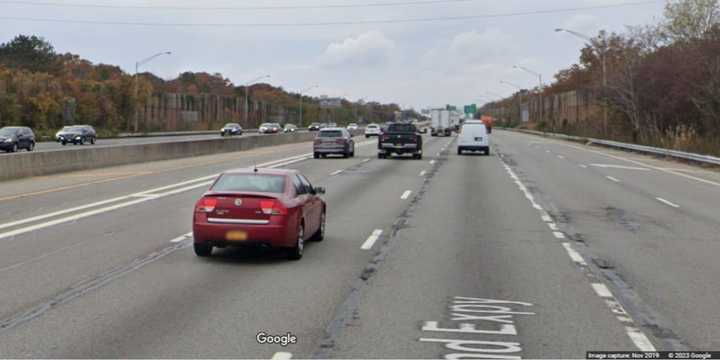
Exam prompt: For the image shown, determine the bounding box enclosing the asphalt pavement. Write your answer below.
[0,130,718,358]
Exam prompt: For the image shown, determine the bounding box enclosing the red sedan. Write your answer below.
[193,168,326,260]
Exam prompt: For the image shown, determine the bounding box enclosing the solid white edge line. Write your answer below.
[548,223,559,231]
[541,215,553,222]
[360,229,383,250]
[553,231,566,239]
[591,283,613,298]
[401,190,412,200]
[656,197,680,208]
[271,352,293,360]
[0,195,131,231]
[561,242,587,265]
[606,176,621,183]
[625,326,657,352]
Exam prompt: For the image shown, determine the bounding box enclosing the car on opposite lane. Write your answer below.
[347,123,359,131]
[259,123,281,134]
[0,126,35,152]
[308,123,322,131]
[364,123,382,138]
[193,168,326,260]
[220,123,243,136]
[283,123,298,133]
[313,128,355,159]
[56,125,96,145]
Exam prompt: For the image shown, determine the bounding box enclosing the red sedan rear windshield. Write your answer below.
[212,174,286,193]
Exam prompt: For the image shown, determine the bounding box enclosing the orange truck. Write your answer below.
[480,115,494,133]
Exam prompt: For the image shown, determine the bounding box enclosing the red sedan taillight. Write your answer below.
[196,198,217,213]
[260,199,288,216]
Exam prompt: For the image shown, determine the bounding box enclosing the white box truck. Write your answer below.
[430,109,452,137]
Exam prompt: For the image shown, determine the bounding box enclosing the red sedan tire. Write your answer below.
[287,225,305,260]
[194,243,213,257]
[311,211,326,242]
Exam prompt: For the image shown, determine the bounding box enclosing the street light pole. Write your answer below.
[556,28,609,136]
[133,51,171,133]
[243,75,271,128]
[298,84,318,127]
[513,65,544,125]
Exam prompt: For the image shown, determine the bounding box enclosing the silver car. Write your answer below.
[313,128,355,159]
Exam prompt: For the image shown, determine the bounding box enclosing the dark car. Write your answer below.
[56,125,96,145]
[378,122,423,159]
[308,123,321,131]
[313,128,355,159]
[0,126,36,153]
[192,168,326,260]
[221,123,243,136]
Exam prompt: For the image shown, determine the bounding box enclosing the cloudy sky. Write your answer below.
[0,0,666,110]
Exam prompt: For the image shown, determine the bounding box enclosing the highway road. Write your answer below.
[0,130,718,358]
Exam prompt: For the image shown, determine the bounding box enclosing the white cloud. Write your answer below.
[449,29,514,63]
[318,31,396,68]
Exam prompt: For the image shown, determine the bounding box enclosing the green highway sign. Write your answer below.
[464,104,477,115]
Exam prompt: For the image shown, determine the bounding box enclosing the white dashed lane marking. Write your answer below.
[656,197,680,208]
[401,190,412,200]
[360,229,383,250]
[419,170,427,177]
[561,242,587,266]
[606,176,621,183]
[500,153,658,352]
[271,352,293,360]
[330,170,343,176]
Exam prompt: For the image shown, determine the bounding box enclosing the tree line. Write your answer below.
[0,35,402,137]
[494,0,720,155]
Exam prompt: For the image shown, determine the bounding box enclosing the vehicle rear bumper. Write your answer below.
[458,145,489,151]
[314,145,347,154]
[0,143,16,150]
[379,144,421,154]
[193,222,294,248]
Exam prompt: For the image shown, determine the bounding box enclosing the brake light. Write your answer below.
[196,198,217,213]
[260,199,288,216]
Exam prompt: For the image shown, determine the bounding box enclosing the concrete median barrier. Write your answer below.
[0,132,316,181]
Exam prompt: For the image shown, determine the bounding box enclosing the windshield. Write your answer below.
[387,124,416,133]
[211,174,285,193]
[0,128,18,136]
[318,130,343,137]
[224,123,239,127]
[260,123,273,127]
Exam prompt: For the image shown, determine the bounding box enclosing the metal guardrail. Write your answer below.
[505,128,720,166]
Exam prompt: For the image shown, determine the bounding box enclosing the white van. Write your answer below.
[457,120,490,155]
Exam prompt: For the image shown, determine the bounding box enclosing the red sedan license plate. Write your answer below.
[226,230,248,241]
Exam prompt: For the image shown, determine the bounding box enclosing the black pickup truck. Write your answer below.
[377,122,423,159]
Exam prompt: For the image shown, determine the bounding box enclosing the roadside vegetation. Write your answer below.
[493,0,720,156]
[0,35,402,138]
